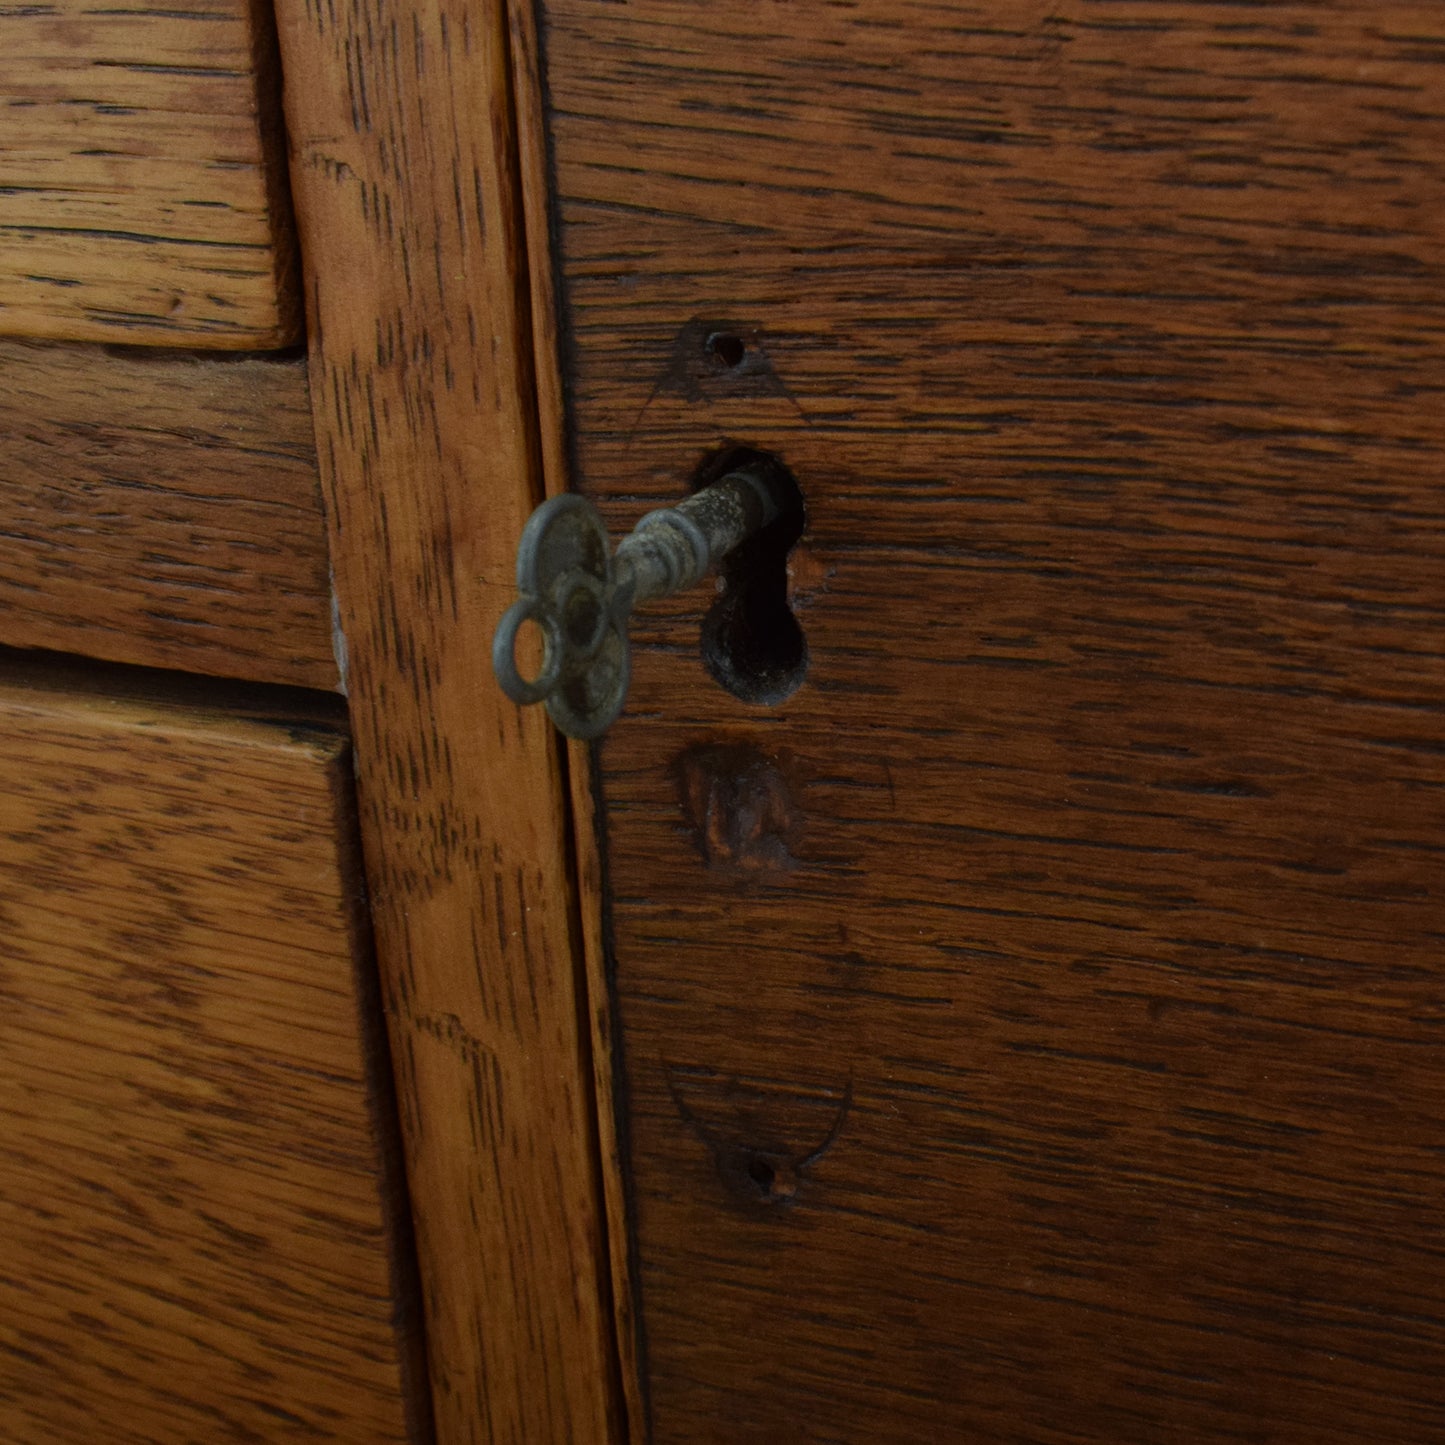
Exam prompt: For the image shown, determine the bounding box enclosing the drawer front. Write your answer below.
[0,0,298,347]
[0,669,425,1442]
[0,342,336,690]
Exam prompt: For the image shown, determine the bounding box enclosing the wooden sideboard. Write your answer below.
[3,2,1444,1443]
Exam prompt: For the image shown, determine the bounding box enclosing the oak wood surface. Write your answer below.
[534,2,1445,1440]
[509,0,648,1428]
[0,341,336,689]
[275,0,624,1437]
[0,0,299,346]
[0,665,428,1443]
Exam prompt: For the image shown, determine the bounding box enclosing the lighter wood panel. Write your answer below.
[0,670,426,1442]
[508,0,647,1429]
[0,341,337,688]
[275,0,623,1437]
[0,0,298,345]
[536,1,1445,1442]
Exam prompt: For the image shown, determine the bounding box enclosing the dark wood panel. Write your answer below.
[0,0,299,346]
[273,0,625,1435]
[0,665,427,1442]
[0,341,337,690]
[534,1,1445,1440]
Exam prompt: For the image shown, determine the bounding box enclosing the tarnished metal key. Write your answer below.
[492,467,785,739]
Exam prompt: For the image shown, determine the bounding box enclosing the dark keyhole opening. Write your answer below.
[691,445,807,705]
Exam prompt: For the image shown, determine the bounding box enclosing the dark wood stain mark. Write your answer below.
[673,739,801,871]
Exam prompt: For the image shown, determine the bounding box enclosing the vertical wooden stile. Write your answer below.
[504,0,649,1435]
[272,0,626,1437]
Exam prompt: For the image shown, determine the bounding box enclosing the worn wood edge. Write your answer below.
[0,339,336,689]
[561,738,649,1444]
[498,9,636,1413]
[508,0,647,1434]
[273,0,624,1432]
[321,726,437,1445]
[507,0,571,511]
[0,644,349,736]
[244,0,305,349]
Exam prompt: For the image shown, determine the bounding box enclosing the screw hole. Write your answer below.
[691,446,807,706]
[705,331,747,370]
[746,1156,776,1192]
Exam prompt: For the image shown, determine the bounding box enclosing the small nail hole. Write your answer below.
[691,445,807,706]
[747,1157,776,1192]
[705,331,747,370]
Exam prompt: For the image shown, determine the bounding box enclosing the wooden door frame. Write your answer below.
[271,0,637,1437]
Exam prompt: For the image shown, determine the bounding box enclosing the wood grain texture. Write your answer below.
[0,340,336,689]
[274,0,623,1438]
[0,665,428,1443]
[509,0,648,1430]
[0,0,299,346]
[535,1,1445,1440]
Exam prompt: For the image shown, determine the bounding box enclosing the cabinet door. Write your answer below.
[533,4,1445,1441]
[0,669,427,1443]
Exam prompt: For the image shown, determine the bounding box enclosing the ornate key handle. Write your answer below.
[493,467,784,739]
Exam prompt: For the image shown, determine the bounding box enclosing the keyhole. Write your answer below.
[691,446,807,706]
